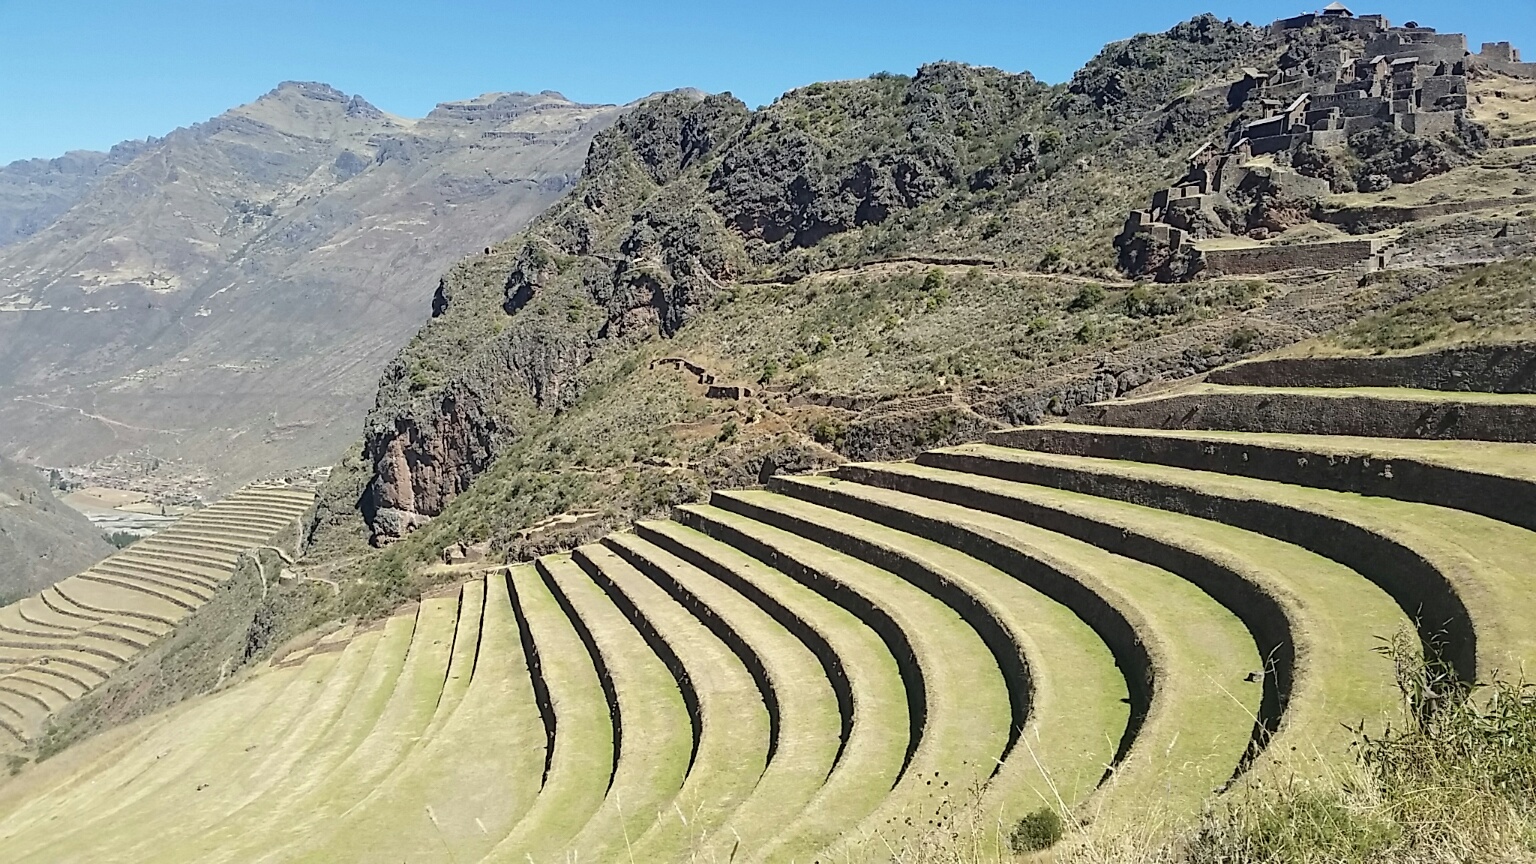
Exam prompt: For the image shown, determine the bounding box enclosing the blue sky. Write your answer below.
[0,0,1530,163]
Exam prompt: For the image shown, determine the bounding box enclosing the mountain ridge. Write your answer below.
[309,9,1536,580]
[0,79,638,493]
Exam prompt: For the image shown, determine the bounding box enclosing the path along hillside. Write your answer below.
[1,341,1534,861]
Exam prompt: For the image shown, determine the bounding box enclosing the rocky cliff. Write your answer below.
[0,457,112,603]
[0,83,630,485]
[347,16,1282,545]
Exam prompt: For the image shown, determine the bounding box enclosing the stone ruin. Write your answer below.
[1116,5,1534,282]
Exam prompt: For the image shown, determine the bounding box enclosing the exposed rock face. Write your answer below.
[362,275,596,542]
[0,82,629,486]
[363,386,495,543]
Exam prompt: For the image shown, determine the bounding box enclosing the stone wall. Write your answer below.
[1071,389,1536,443]
[1208,343,1536,393]
[990,425,1536,534]
[1319,195,1536,228]
[912,448,1478,684]
[1201,239,1379,276]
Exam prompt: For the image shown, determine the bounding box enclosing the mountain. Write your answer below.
[306,9,1535,594]
[314,15,1268,557]
[0,140,153,249]
[0,83,629,487]
[0,456,111,603]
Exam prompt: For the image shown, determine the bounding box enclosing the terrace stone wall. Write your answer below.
[1209,344,1536,392]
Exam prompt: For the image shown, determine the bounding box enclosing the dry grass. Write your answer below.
[1471,76,1536,142]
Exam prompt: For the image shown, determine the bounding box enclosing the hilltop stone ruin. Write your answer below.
[1117,5,1535,282]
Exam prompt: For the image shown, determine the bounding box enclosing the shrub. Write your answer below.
[1184,632,1536,863]
[104,531,140,549]
[1067,284,1106,312]
[1124,284,1190,318]
[1226,326,1261,351]
[809,416,847,448]
[1010,807,1064,852]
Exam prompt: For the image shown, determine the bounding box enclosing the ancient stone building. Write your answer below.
[1114,6,1533,281]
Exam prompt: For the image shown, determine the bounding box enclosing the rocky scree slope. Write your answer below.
[0,83,628,485]
[0,456,112,604]
[337,16,1290,549]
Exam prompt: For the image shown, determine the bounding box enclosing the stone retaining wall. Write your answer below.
[913,450,1477,684]
[1209,343,1536,393]
[992,426,1536,534]
[1318,196,1536,229]
[1073,390,1536,443]
[1201,240,1379,276]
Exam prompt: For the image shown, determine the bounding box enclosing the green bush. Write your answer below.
[809,416,847,448]
[104,531,140,549]
[1186,633,1536,863]
[1226,326,1261,351]
[1010,807,1064,852]
[1067,284,1106,312]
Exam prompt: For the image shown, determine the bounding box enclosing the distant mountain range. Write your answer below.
[0,82,633,487]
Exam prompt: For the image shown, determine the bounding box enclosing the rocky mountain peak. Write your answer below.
[0,83,630,487]
[425,90,601,125]
[265,80,353,103]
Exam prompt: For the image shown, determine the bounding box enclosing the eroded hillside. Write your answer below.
[0,456,112,604]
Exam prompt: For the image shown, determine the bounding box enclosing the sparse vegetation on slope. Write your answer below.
[339,14,1282,554]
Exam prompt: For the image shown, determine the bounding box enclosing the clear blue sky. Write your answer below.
[0,0,1530,164]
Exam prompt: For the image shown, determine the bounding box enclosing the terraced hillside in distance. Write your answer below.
[0,483,315,746]
[1,341,1533,861]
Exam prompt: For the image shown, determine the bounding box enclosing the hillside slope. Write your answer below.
[0,142,151,249]
[0,456,111,603]
[0,84,630,485]
[311,10,1536,603]
[341,16,1279,550]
